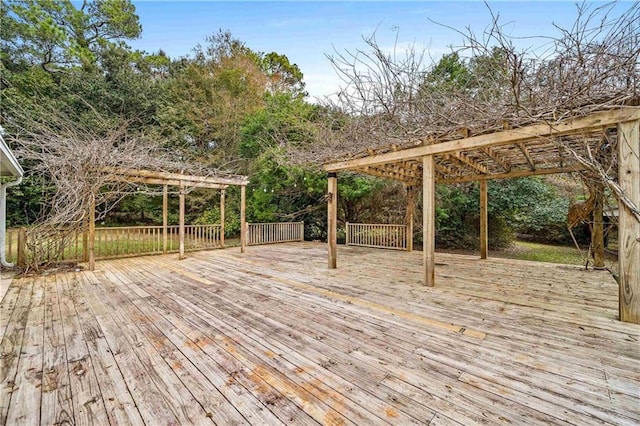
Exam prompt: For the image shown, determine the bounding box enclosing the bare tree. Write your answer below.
[287,1,639,222]
[2,99,236,270]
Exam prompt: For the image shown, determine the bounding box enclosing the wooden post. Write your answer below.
[240,185,246,253]
[88,195,96,271]
[328,172,338,269]
[618,119,640,324]
[220,189,226,248]
[592,181,605,269]
[405,186,416,252]
[162,184,168,254]
[480,180,488,259]
[16,227,26,268]
[82,216,89,262]
[179,181,185,260]
[423,156,435,286]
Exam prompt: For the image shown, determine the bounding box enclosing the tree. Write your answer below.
[261,52,306,97]
[160,31,267,159]
[3,0,141,71]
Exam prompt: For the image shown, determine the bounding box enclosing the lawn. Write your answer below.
[493,241,589,266]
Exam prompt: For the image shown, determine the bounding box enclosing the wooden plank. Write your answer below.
[518,142,536,170]
[220,189,225,248]
[405,186,416,252]
[324,108,640,172]
[5,277,44,425]
[618,119,640,323]
[57,273,110,425]
[40,275,74,426]
[437,164,585,184]
[479,180,488,259]
[0,277,33,425]
[179,181,185,260]
[69,272,145,425]
[328,173,338,269]
[106,167,247,186]
[163,184,168,254]
[423,156,435,286]
[88,196,95,271]
[240,185,246,253]
[87,268,213,424]
[592,181,605,269]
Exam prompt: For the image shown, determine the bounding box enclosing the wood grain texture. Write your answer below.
[618,119,640,323]
[479,180,488,260]
[328,175,338,269]
[423,155,435,286]
[241,185,246,254]
[2,242,639,425]
[220,188,226,248]
[179,181,185,260]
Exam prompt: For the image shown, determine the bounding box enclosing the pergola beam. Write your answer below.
[106,167,248,186]
[437,164,586,184]
[445,152,489,174]
[115,176,228,190]
[483,147,511,172]
[518,143,536,170]
[325,108,640,172]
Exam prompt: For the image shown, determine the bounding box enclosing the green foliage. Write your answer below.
[261,52,306,97]
[4,0,141,70]
[239,92,318,160]
[435,177,572,249]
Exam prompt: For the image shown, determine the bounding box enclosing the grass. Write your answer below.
[493,241,589,266]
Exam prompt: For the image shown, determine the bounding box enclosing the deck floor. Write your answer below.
[1,242,639,425]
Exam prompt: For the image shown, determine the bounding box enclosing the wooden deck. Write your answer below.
[1,242,639,425]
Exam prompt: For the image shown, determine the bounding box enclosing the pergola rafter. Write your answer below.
[323,107,640,324]
[86,167,249,270]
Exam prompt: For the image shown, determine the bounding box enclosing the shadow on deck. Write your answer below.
[1,242,639,425]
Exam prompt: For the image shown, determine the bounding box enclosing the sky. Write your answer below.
[128,1,624,101]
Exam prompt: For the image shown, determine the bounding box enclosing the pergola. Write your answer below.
[87,168,249,270]
[324,108,640,324]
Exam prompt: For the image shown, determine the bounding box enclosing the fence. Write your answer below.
[346,222,407,250]
[5,224,224,266]
[247,222,304,246]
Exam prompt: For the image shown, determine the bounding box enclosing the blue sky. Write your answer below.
[128,1,623,100]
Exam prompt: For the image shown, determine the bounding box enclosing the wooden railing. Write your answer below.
[4,227,86,266]
[247,222,304,246]
[95,226,166,259]
[346,222,407,250]
[94,224,222,259]
[7,224,223,266]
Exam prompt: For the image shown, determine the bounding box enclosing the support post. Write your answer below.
[592,181,605,269]
[328,172,338,269]
[17,227,26,268]
[220,189,226,248]
[88,195,96,271]
[240,185,246,253]
[82,216,89,262]
[618,119,640,324]
[405,186,416,252]
[179,181,185,260]
[163,184,168,254]
[423,156,435,286]
[480,180,488,259]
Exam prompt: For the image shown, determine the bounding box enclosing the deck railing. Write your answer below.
[11,227,86,265]
[6,224,223,265]
[247,222,304,246]
[346,222,407,250]
[95,224,222,259]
